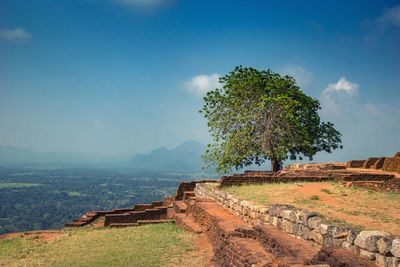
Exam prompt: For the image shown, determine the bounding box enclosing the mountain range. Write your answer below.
[0,140,207,173]
[126,140,206,173]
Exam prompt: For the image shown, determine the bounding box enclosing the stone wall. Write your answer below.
[195,183,400,267]
[220,173,334,187]
[346,180,400,193]
[219,171,395,187]
[286,163,346,171]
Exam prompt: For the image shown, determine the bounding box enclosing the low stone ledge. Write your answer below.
[194,183,400,266]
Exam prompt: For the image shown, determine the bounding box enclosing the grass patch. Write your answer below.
[0,223,205,267]
[309,195,321,201]
[320,188,332,194]
[67,191,85,197]
[0,183,41,189]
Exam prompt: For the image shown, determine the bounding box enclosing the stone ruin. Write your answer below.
[63,151,400,266]
[347,151,400,172]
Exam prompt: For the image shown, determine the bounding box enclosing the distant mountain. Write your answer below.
[0,141,209,173]
[127,140,206,173]
[0,145,130,166]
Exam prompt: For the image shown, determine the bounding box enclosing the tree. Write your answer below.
[201,66,343,173]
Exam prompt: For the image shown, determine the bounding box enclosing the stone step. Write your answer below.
[173,213,202,234]
[186,195,196,201]
[183,191,195,201]
[173,200,187,213]
[137,219,174,225]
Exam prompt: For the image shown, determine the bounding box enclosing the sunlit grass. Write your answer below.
[0,223,205,267]
[67,191,84,197]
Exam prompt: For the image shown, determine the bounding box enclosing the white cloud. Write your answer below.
[323,77,359,96]
[281,65,313,87]
[321,77,359,116]
[113,0,171,8]
[184,74,221,97]
[0,27,31,41]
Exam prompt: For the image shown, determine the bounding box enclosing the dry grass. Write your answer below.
[0,223,208,267]
[219,182,400,234]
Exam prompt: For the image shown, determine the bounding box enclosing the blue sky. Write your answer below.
[0,0,399,162]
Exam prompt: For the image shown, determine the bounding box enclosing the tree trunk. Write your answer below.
[271,159,282,173]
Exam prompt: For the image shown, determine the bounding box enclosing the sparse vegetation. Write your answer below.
[0,223,207,267]
[220,182,400,234]
[320,188,332,194]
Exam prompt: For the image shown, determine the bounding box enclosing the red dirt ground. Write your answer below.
[294,182,400,233]
[298,183,339,205]
[0,230,64,241]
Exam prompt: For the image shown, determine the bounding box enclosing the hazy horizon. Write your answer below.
[0,139,204,157]
[1,0,400,163]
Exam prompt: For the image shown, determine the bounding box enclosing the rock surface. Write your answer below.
[354,231,391,253]
[391,239,400,257]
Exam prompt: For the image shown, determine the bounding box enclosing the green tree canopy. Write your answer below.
[201,66,343,173]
